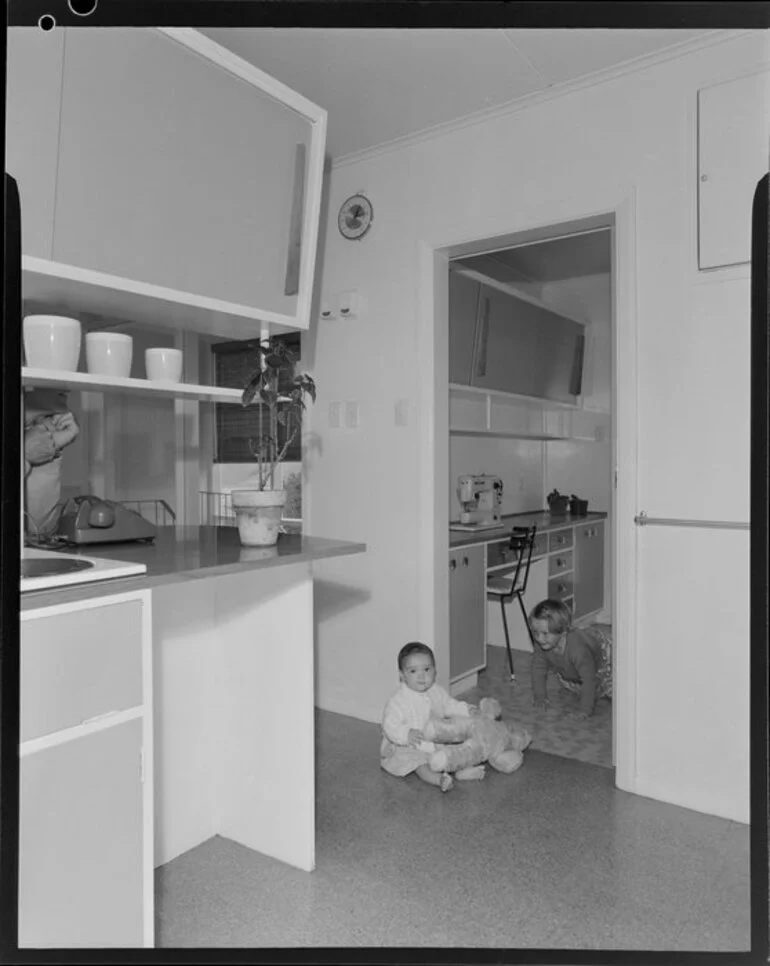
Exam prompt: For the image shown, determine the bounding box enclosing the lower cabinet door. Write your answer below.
[19,718,145,948]
[449,545,486,679]
[573,522,605,620]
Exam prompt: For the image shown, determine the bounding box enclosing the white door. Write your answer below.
[625,259,751,822]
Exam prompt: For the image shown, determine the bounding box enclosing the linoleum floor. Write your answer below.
[155,708,750,951]
[459,646,613,768]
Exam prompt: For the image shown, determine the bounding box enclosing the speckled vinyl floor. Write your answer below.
[458,646,613,769]
[155,709,750,951]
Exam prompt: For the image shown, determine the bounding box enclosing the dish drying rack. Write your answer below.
[199,490,237,527]
[119,498,177,526]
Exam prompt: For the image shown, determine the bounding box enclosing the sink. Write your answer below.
[20,549,147,592]
[21,558,94,578]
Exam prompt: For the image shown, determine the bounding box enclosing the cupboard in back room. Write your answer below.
[447,226,614,685]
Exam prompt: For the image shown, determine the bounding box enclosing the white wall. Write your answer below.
[308,32,764,821]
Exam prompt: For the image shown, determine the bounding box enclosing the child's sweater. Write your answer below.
[531,628,603,715]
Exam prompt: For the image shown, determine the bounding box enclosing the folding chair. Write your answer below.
[485,525,538,681]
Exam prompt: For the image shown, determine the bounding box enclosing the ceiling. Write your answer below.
[455,229,613,284]
[201,27,716,159]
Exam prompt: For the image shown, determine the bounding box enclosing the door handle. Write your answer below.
[475,298,490,378]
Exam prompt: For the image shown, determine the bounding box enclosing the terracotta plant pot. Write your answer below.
[231,489,286,547]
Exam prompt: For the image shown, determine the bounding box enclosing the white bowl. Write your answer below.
[23,315,81,372]
[86,331,133,378]
[145,347,183,383]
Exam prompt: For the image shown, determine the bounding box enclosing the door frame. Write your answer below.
[417,186,639,791]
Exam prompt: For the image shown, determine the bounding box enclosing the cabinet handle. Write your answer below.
[81,710,119,726]
[556,557,565,568]
[450,558,457,571]
[462,556,469,567]
[475,298,490,378]
[555,536,565,545]
[284,142,306,296]
[557,583,566,593]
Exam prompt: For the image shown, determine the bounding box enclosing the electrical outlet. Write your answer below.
[328,402,341,428]
[345,401,359,429]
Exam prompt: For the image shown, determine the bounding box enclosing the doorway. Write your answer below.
[447,226,614,768]
[420,194,639,790]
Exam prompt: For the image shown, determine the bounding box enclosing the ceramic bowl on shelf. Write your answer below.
[23,315,82,372]
[145,347,183,383]
[85,331,133,378]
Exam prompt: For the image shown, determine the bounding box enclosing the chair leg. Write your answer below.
[500,597,515,681]
[516,592,537,650]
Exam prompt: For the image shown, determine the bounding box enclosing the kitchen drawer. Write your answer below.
[21,599,144,743]
[548,528,573,552]
[575,521,604,541]
[548,573,574,601]
[486,531,547,568]
[548,549,573,577]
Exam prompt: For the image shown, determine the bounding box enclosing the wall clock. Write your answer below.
[338,193,374,240]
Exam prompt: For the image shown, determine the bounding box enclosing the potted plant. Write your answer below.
[230,337,316,547]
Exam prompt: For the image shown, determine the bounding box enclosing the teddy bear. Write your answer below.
[423,697,531,775]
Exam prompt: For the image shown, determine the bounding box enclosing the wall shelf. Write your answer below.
[22,257,299,341]
[22,367,244,404]
[449,382,583,410]
[449,381,610,442]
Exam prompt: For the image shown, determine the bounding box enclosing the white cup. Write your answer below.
[86,332,133,378]
[23,315,82,371]
[145,347,183,383]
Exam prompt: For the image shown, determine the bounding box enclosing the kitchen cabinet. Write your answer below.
[54,28,318,324]
[5,28,64,259]
[698,69,770,270]
[470,283,584,404]
[448,270,480,384]
[479,514,607,652]
[20,720,145,948]
[9,26,326,336]
[449,544,486,682]
[573,521,604,620]
[19,592,153,948]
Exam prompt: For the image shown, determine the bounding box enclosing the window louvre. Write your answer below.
[212,334,302,464]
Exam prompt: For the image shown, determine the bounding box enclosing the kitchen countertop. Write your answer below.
[449,509,608,548]
[21,526,366,611]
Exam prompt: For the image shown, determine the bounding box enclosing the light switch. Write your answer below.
[328,402,341,428]
[345,401,359,429]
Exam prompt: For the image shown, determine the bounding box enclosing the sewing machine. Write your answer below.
[451,474,504,531]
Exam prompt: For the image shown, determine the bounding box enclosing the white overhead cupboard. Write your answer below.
[8,26,327,338]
